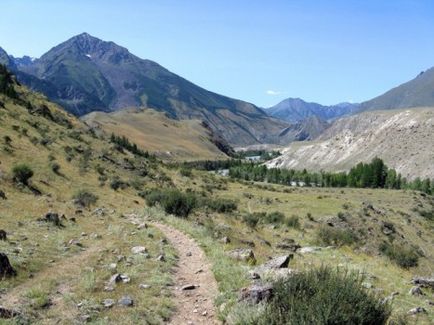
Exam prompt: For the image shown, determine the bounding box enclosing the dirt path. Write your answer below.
[151,222,220,325]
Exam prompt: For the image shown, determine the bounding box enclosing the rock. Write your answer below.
[407,307,427,315]
[102,299,115,308]
[262,255,293,269]
[219,236,230,244]
[299,246,322,254]
[0,306,19,319]
[239,284,273,304]
[276,242,300,252]
[0,230,6,241]
[137,223,148,230]
[156,254,165,261]
[160,238,168,244]
[362,282,373,289]
[120,274,130,283]
[186,252,192,257]
[409,286,424,296]
[131,246,147,254]
[0,253,17,278]
[139,284,151,289]
[228,248,256,264]
[411,277,434,289]
[0,190,6,200]
[181,284,198,290]
[68,239,83,247]
[108,263,117,271]
[118,296,134,307]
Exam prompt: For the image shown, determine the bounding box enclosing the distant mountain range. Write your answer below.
[266,98,359,123]
[0,33,288,146]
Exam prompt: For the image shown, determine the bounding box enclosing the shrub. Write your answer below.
[245,267,391,324]
[242,212,264,228]
[110,177,129,191]
[50,162,61,174]
[180,167,192,177]
[263,211,285,224]
[145,189,197,218]
[206,198,237,213]
[3,135,12,145]
[72,190,98,208]
[379,242,419,268]
[285,215,300,229]
[316,226,358,246]
[12,164,34,185]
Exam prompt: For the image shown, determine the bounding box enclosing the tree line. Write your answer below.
[228,157,433,194]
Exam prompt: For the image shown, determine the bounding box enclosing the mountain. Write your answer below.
[267,98,359,123]
[1,33,288,146]
[266,108,434,180]
[360,68,434,111]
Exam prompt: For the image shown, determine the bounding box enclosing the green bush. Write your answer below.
[379,242,419,268]
[264,211,285,224]
[285,215,300,229]
[12,164,34,185]
[72,190,98,208]
[145,189,197,218]
[242,212,264,228]
[205,198,237,213]
[316,226,358,246]
[244,267,391,325]
[179,167,192,177]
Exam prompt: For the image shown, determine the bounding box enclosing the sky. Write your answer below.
[1,0,434,107]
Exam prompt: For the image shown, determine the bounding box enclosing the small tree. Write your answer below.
[12,164,34,185]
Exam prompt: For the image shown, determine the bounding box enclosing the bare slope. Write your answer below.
[267,108,434,179]
[83,108,228,160]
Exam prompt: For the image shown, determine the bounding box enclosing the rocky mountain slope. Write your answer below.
[267,98,359,123]
[0,34,288,146]
[267,108,434,180]
[360,68,434,111]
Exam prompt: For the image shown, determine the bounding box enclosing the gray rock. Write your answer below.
[262,255,293,269]
[228,248,256,264]
[131,246,147,254]
[181,284,198,290]
[276,242,300,252]
[299,246,322,254]
[411,277,434,289]
[137,223,148,230]
[239,284,273,304]
[139,284,151,289]
[409,286,424,296]
[156,254,165,261]
[118,296,134,307]
[102,299,115,308]
[186,252,192,257]
[219,236,230,244]
[407,306,427,315]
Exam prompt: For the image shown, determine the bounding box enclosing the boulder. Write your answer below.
[407,307,427,315]
[228,248,256,264]
[239,284,273,304]
[409,286,424,296]
[262,255,293,269]
[411,277,434,289]
[102,299,115,309]
[0,230,6,241]
[131,246,147,254]
[0,253,17,278]
[118,296,134,307]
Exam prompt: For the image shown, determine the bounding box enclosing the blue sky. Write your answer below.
[1,0,434,107]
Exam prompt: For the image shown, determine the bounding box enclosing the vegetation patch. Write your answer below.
[379,242,419,268]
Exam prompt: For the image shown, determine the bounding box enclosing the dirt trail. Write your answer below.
[152,222,220,325]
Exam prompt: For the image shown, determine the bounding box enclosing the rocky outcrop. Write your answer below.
[0,253,17,278]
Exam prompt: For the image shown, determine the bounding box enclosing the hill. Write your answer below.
[83,108,229,160]
[1,34,288,146]
[360,68,434,111]
[266,108,434,180]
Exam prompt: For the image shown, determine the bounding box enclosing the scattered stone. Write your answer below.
[137,223,148,230]
[139,284,151,289]
[160,238,168,244]
[68,239,83,247]
[407,307,427,315]
[362,282,373,289]
[409,286,424,296]
[0,230,6,241]
[239,284,273,304]
[219,236,230,244]
[81,232,87,237]
[0,190,6,200]
[108,263,117,271]
[131,246,147,254]
[195,269,203,274]
[228,248,256,264]
[102,299,115,309]
[79,314,91,322]
[157,254,165,261]
[263,255,293,269]
[411,277,434,289]
[202,311,207,316]
[69,217,76,223]
[41,212,62,227]
[0,306,19,319]
[120,274,130,283]
[182,284,198,290]
[299,246,322,254]
[240,239,255,247]
[186,252,192,257]
[118,296,134,307]
[0,253,17,278]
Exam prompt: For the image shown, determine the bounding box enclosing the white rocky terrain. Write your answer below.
[267,108,434,180]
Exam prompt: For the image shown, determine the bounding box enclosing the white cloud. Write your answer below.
[266,90,281,96]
